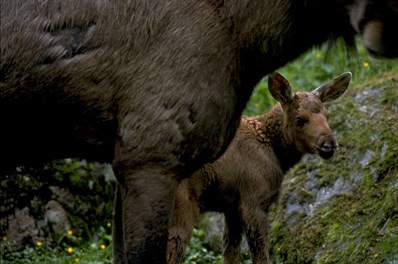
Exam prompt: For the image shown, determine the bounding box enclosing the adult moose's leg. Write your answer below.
[112,163,178,264]
[110,107,191,263]
[109,74,238,262]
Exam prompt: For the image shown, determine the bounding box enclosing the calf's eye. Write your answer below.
[296,117,308,127]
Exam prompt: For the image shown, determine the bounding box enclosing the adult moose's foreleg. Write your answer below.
[110,107,192,263]
[112,162,178,263]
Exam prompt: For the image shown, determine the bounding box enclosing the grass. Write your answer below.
[1,244,112,264]
[2,38,397,263]
[1,225,112,264]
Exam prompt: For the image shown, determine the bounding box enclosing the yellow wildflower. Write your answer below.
[67,247,73,253]
[100,244,106,250]
[74,258,81,263]
[107,222,112,228]
[363,61,369,68]
[36,241,43,247]
[67,229,73,236]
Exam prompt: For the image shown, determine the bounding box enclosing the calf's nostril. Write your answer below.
[320,141,338,152]
[321,142,332,151]
[318,134,338,152]
[322,142,330,149]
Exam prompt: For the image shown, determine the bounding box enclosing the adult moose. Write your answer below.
[167,71,351,264]
[1,0,397,263]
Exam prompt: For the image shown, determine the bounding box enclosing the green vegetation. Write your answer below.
[2,38,397,263]
[1,225,112,264]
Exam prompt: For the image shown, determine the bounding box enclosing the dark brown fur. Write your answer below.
[167,72,352,264]
[0,0,396,263]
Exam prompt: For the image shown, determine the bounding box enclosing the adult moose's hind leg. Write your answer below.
[113,162,178,264]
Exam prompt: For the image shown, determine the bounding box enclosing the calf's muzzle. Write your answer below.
[317,134,338,159]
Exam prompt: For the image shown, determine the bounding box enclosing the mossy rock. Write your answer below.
[269,71,398,264]
[0,160,115,255]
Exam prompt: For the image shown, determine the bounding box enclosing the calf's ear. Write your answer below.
[312,72,352,102]
[268,72,293,104]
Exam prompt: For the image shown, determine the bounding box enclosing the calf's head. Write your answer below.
[268,72,352,159]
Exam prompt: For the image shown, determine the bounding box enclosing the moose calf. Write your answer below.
[167,72,352,264]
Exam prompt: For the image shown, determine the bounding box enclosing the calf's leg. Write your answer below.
[241,205,270,264]
[223,211,244,264]
[167,181,200,264]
